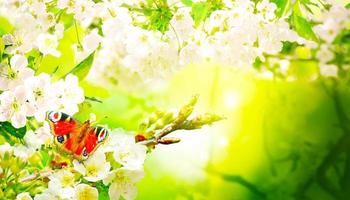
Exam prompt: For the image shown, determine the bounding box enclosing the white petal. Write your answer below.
[16,192,33,200]
[14,86,28,102]
[0,91,15,105]
[19,68,35,80]
[73,159,86,175]
[75,184,99,200]
[108,183,122,200]
[11,112,27,128]
[10,54,28,69]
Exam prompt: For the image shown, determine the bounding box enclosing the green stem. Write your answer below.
[74,21,83,49]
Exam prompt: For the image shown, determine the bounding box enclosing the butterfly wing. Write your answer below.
[47,111,79,136]
[46,111,82,154]
[46,111,108,160]
[80,126,109,159]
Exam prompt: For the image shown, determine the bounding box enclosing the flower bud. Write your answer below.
[155,121,164,129]
[135,134,146,142]
[158,137,181,145]
[183,113,224,129]
[28,152,42,167]
[176,95,198,123]
[1,151,11,169]
[148,113,158,124]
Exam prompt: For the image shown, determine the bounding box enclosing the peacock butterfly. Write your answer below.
[46,111,108,160]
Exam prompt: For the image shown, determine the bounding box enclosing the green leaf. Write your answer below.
[67,52,95,81]
[0,129,15,145]
[0,17,14,36]
[0,122,26,139]
[37,25,78,78]
[181,0,193,6]
[290,2,318,41]
[40,150,51,169]
[191,2,210,27]
[270,0,291,17]
[291,15,318,41]
[346,3,350,9]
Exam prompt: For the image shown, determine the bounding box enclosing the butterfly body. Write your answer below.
[46,111,108,159]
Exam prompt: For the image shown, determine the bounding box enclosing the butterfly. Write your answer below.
[46,111,108,160]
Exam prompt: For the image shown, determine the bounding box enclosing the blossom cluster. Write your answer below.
[312,0,350,77]
[0,58,84,128]
[0,0,304,88]
[88,0,303,88]
[0,129,147,200]
[250,0,350,80]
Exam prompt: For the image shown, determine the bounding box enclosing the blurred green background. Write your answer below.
[78,63,350,200]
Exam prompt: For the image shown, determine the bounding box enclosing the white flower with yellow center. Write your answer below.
[256,0,277,21]
[52,74,85,115]
[24,73,55,122]
[16,192,33,200]
[36,33,61,57]
[73,150,111,182]
[0,54,34,91]
[0,86,30,128]
[74,184,99,200]
[104,130,147,169]
[47,169,76,199]
[103,168,144,200]
[33,190,59,200]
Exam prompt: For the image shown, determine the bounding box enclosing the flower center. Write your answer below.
[61,175,74,187]
[34,89,43,98]
[86,165,98,176]
[119,151,131,161]
[8,69,18,80]
[11,101,20,112]
[77,188,95,200]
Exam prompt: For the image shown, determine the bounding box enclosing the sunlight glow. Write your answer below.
[223,91,240,109]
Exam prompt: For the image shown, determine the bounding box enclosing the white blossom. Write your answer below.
[16,192,33,200]
[0,143,13,155]
[103,168,144,200]
[52,74,85,115]
[73,150,110,182]
[0,54,34,91]
[74,184,99,200]
[47,169,76,199]
[320,64,338,77]
[0,86,29,128]
[24,73,55,122]
[104,129,147,169]
[256,0,277,21]
[36,33,61,57]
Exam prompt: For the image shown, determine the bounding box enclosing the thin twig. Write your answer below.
[20,169,53,183]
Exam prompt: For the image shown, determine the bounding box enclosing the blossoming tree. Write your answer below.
[0,0,349,199]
